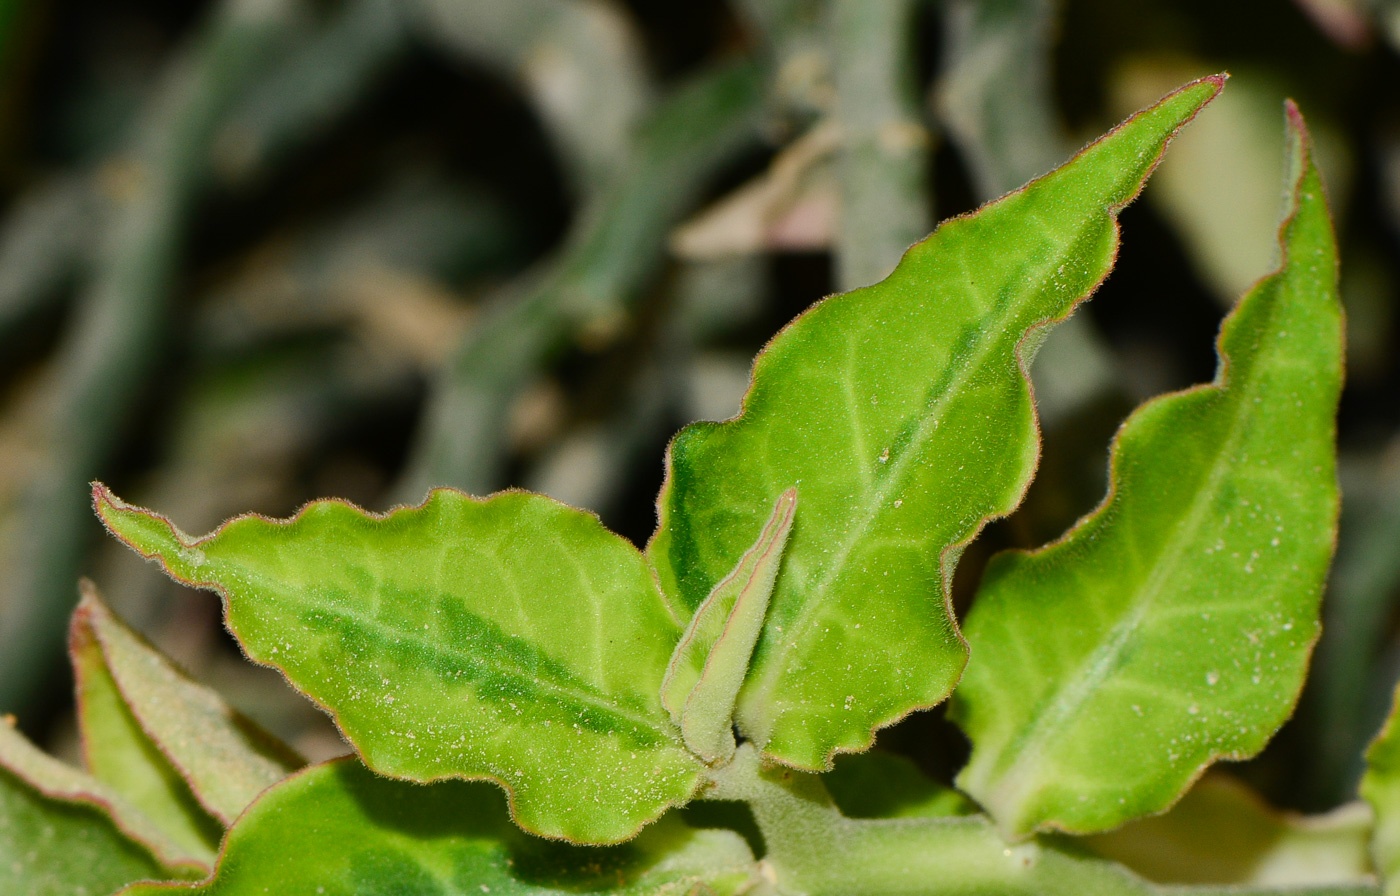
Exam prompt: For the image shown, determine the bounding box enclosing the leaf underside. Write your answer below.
[73,583,302,827]
[71,594,224,862]
[120,758,757,896]
[0,718,201,893]
[648,75,1225,770]
[951,103,1342,838]
[95,486,704,845]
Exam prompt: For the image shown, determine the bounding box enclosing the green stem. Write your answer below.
[393,58,766,500]
[935,0,1068,199]
[827,0,931,291]
[406,0,650,191]
[0,0,297,714]
[705,745,1376,896]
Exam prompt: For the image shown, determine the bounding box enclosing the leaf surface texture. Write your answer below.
[121,758,756,896]
[96,486,703,844]
[648,76,1225,769]
[952,105,1342,837]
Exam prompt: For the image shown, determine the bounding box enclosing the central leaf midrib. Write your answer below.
[221,565,677,746]
[742,208,1111,732]
[983,343,1265,820]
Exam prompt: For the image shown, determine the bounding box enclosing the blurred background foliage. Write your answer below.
[0,0,1396,817]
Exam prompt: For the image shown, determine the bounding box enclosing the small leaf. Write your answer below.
[1088,773,1374,886]
[1362,682,1400,895]
[823,751,978,820]
[648,76,1224,770]
[74,582,302,826]
[95,485,704,844]
[662,487,797,764]
[121,757,758,896]
[951,104,1342,837]
[71,592,223,861]
[0,716,204,890]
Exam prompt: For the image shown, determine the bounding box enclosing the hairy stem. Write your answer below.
[704,745,1376,896]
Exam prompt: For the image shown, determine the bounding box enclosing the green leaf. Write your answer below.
[0,716,203,892]
[648,75,1225,770]
[73,582,302,827]
[1088,773,1374,886]
[121,757,757,896]
[95,485,704,844]
[1362,682,1400,895]
[662,487,796,765]
[823,750,978,819]
[951,103,1342,838]
[71,590,223,862]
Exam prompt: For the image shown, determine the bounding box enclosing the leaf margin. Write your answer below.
[949,98,1343,838]
[93,482,706,845]
[645,72,1230,773]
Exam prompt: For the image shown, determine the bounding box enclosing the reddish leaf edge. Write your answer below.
[0,715,208,878]
[644,73,1229,774]
[69,581,306,827]
[91,482,699,845]
[954,100,1340,837]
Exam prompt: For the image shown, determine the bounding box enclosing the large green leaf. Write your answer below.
[647,76,1224,770]
[951,104,1341,837]
[0,717,201,893]
[121,757,757,896]
[1362,682,1400,895]
[95,486,704,844]
[73,583,302,827]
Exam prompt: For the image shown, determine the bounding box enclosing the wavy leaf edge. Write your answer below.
[951,99,1340,837]
[0,715,207,878]
[645,72,1228,773]
[71,581,304,827]
[92,481,698,845]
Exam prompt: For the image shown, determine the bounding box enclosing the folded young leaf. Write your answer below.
[121,757,758,896]
[662,487,796,764]
[648,75,1224,770]
[95,486,704,844]
[0,716,204,891]
[71,592,223,862]
[1362,683,1400,895]
[1088,773,1373,887]
[73,582,302,828]
[952,104,1341,838]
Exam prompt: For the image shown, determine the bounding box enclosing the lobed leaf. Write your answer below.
[0,716,203,892]
[120,757,758,896]
[648,75,1225,770]
[95,485,705,844]
[951,104,1342,837]
[73,582,302,827]
[1362,683,1400,895]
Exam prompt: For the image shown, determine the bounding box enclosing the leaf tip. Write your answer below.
[92,486,206,583]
